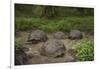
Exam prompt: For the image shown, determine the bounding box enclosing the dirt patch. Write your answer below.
[15,31,93,64]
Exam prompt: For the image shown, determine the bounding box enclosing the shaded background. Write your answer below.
[15,4,94,33]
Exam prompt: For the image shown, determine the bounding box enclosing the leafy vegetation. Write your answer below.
[15,16,93,32]
[74,39,94,61]
[15,4,94,33]
[15,4,94,17]
[15,41,22,49]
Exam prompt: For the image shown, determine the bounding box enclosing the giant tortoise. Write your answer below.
[68,30,83,39]
[40,39,66,58]
[53,31,66,39]
[27,30,48,44]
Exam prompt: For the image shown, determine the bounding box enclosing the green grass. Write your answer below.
[15,16,93,33]
[74,39,94,61]
[15,41,22,49]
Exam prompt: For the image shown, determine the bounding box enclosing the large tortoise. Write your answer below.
[15,46,29,65]
[68,30,83,39]
[40,39,66,58]
[22,46,40,58]
[27,30,48,44]
[53,31,66,39]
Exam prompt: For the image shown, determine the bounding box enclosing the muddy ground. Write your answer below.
[15,31,93,65]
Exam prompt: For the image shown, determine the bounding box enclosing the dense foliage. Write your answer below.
[15,4,94,17]
[15,4,94,33]
[74,39,94,61]
[15,16,93,32]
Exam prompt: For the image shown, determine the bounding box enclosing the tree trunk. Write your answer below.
[40,6,57,19]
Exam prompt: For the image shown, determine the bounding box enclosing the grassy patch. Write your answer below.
[15,41,22,49]
[15,16,93,33]
[74,39,94,61]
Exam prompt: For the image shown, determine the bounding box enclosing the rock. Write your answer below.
[53,31,66,39]
[27,30,48,44]
[40,39,66,58]
[69,30,83,39]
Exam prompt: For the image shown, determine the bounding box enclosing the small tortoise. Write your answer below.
[40,39,66,58]
[53,31,66,39]
[69,30,83,39]
[27,30,48,44]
